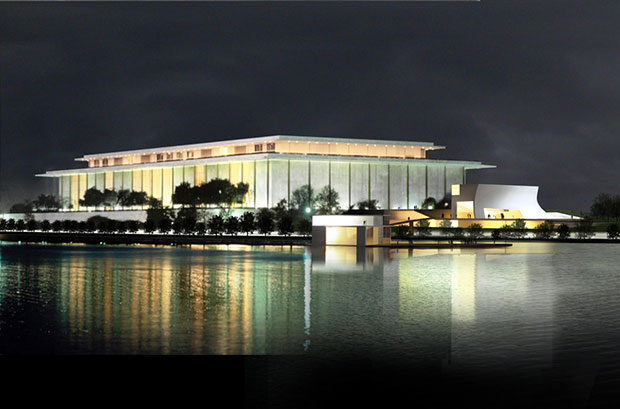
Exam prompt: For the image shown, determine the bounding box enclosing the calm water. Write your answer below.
[2,241,620,406]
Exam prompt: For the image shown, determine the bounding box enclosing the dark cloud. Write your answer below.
[1,2,619,212]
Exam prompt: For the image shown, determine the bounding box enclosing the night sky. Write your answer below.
[1,1,619,212]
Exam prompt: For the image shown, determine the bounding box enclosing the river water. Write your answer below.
[1,241,619,407]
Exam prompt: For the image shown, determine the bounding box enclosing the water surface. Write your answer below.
[1,241,620,406]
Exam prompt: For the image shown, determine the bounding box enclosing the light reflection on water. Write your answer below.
[1,241,620,385]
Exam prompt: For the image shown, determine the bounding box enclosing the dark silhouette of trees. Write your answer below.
[467,223,483,242]
[224,216,240,235]
[240,212,256,235]
[256,208,275,236]
[607,223,619,239]
[207,214,224,235]
[144,219,156,234]
[590,193,620,219]
[557,224,571,239]
[534,220,555,239]
[356,199,378,211]
[315,186,340,214]
[172,182,197,207]
[33,194,61,211]
[51,220,62,232]
[421,197,437,210]
[415,219,431,237]
[9,202,33,213]
[296,218,312,236]
[290,185,315,211]
[575,218,594,239]
[40,220,51,232]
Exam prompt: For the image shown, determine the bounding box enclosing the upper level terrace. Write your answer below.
[76,135,444,168]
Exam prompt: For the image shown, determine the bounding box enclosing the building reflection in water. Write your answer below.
[51,244,309,354]
[0,241,555,363]
[311,244,556,376]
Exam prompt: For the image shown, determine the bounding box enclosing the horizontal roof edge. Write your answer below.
[77,135,442,160]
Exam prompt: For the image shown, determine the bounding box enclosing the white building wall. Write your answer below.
[330,162,350,209]
[268,159,288,207]
[255,160,269,208]
[408,165,426,209]
[427,165,445,201]
[389,164,408,209]
[445,166,464,193]
[370,163,389,209]
[289,160,310,200]
[310,161,329,194]
[350,163,369,208]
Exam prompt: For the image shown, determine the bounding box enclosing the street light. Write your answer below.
[305,207,312,214]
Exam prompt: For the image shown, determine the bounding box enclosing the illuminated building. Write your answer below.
[36,135,493,211]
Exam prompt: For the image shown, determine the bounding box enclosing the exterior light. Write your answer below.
[305,207,312,214]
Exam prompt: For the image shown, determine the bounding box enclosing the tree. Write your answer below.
[6,219,16,230]
[26,219,37,231]
[240,212,256,235]
[357,199,378,211]
[148,197,163,209]
[467,223,483,242]
[80,188,104,207]
[557,224,571,239]
[491,229,501,243]
[69,220,79,232]
[104,219,117,233]
[534,220,555,239]
[172,182,197,207]
[116,221,128,234]
[207,214,224,235]
[116,190,132,207]
[277,210,294,236]
[607,223,619,239]
[15,219,26,231]
[224,216,240,235]
[33,194,61,211]
[195,222,206,235]
[449,227,465,243]
[290,185,315,211]
[40,220,51,232]
[439,219,452,237]
[62,219,73,232]
[499,223,513,239]
[575,218,594,239]
[158,218,172,234]
[146,204,174,229]
[296,218,312,236]
[315,186,340,214]
[421,197,437,210]
[0,219,6,230]
[77,221,87,233]
[175,207,198,233]
[256,208,275,236]
[102,189,118,207]
[393,224,409,238]
[591,193,620,219]
[415,219,431,237]
[128,191,149,207]
[511,219,527,238]
[9,202,33,213]
[127,220,139,233]
[86,220,96,233]
[51,220,62,232]
[144,219,156,234]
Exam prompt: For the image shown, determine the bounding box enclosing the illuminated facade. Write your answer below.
[37,135,493,211]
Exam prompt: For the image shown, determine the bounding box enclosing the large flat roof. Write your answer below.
[37,153,494,177]
[77,135,444,160]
